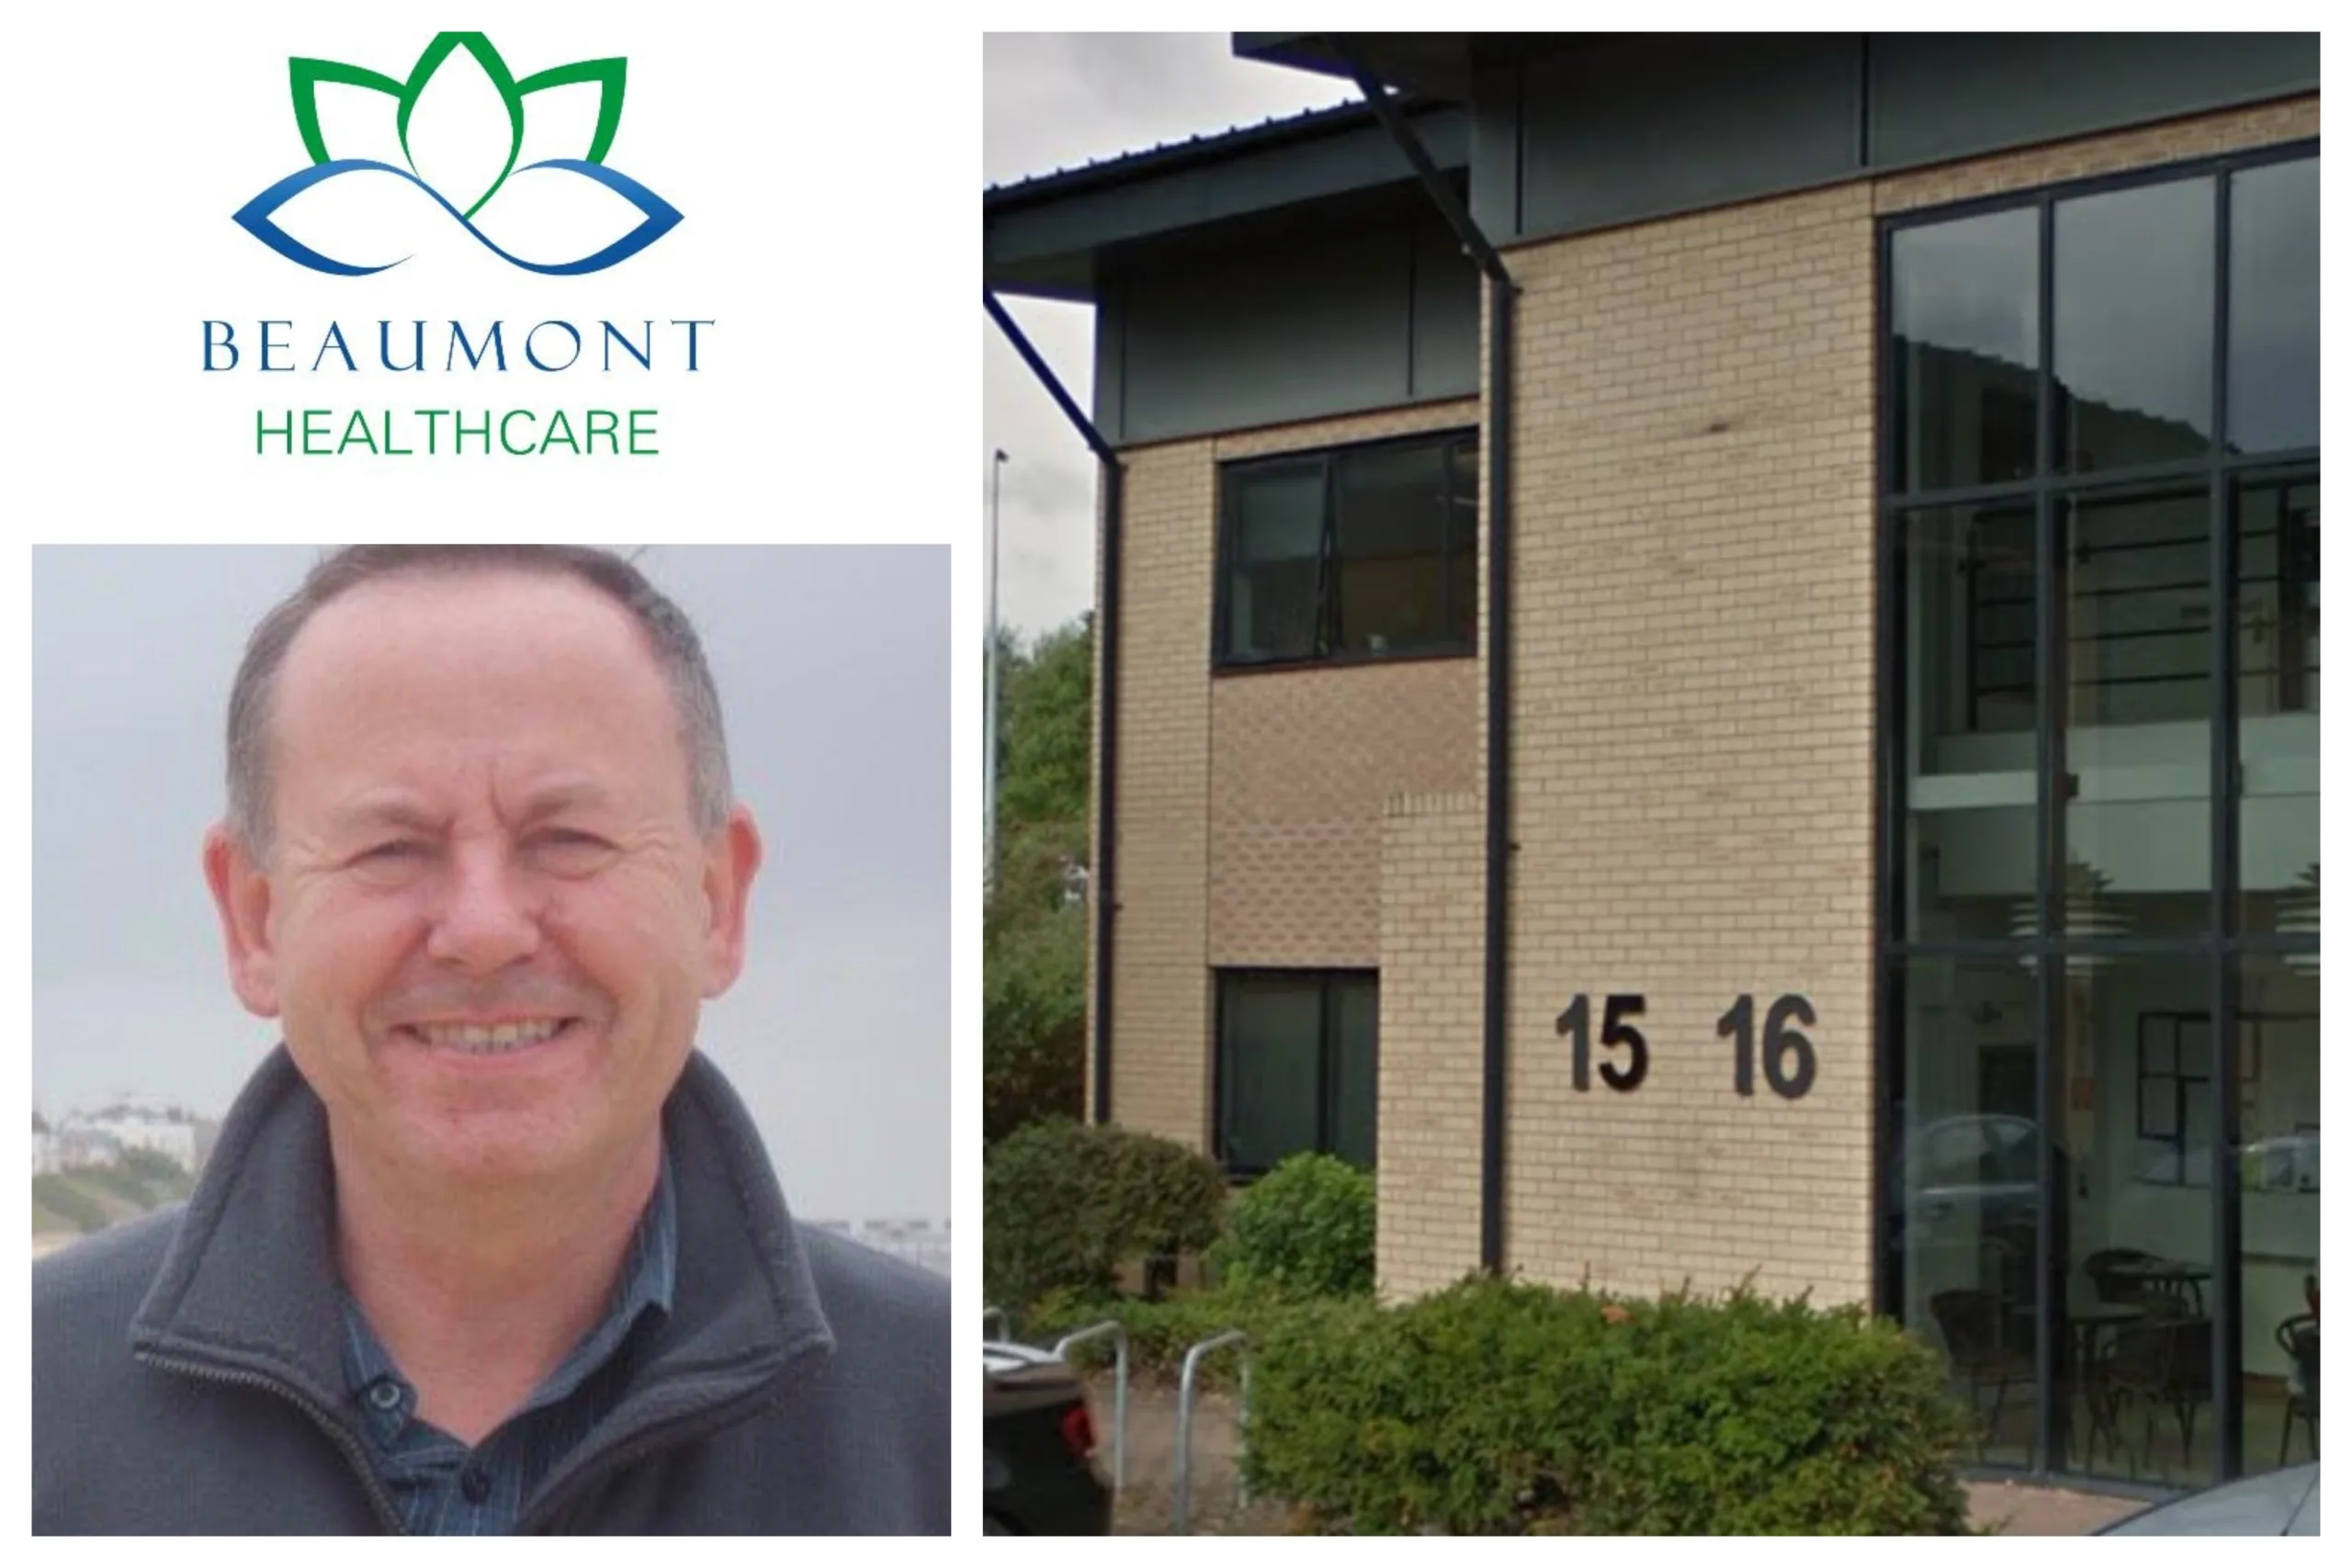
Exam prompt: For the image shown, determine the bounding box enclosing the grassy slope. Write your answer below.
[31,1167,194,1237]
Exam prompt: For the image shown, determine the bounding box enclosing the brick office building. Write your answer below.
[984,33,2319,1490]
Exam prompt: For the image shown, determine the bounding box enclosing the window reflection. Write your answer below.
[2056,178,2215,471]
[1899,505,2037,942]
[2233,957,2320,1477]
[1892,209,2040,491]
[1891,959,2041,1470]
[2228,159,2320,455]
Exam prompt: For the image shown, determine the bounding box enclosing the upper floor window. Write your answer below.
[1216,431,1477,667]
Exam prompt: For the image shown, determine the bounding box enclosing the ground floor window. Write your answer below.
[1214,970,1376,1176]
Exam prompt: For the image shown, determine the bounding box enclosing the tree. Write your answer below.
[986,615,1093,1144]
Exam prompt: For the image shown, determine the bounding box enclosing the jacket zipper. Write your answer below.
[517,1355,823,1533]
[135,1350,409,1535]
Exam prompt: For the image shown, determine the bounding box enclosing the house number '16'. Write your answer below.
[1555,993,1817,1100]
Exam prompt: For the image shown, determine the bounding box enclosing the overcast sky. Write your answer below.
[30,547,947,1226]
[982,33,1353,639]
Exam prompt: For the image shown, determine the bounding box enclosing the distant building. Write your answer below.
[801,1218,952,1276]
[56,1099,214,1174]
[855,1218,953,1277]
[51,1126,123,1170]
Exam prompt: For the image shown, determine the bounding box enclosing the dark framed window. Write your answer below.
[1214,970,1376,1176]
[1878,140,2318,1490]
[1216,431,1477,667]
[2133,1013,2213,1188]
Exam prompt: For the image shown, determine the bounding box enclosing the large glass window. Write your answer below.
[1894,503,2038,942]
[2231,955,2320,1479]
[2059,484,2213,939]
[1881,143,2317,1489]
[2236,473,2319,939]
[1217,432,1476,667]
[1215,971,1377,1175]
[1887,957,2043,1471]
[2058,957,2218,1488]
[1891,206,2040,492]
[2055,178,2215,472]
[2226,159,2321,455]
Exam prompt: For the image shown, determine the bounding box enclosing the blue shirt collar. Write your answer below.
[340,1145,679,1447]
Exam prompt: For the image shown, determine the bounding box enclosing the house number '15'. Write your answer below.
[1555,993,1817,1100]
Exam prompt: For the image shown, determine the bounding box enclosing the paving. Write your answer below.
[1089,1376,2145,1537]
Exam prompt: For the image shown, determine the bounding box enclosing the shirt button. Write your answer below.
[460,1464,492,1506]
[366,1380,402,1412]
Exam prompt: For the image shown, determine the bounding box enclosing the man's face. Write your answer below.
[204,570,760,1189]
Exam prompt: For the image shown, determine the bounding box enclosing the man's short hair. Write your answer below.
[225,546,732,853]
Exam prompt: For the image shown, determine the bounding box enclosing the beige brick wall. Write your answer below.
[1090,400,1482,1150]
[1094,439,1216,1148]
[1207,398,1482,966]
[1496,178,1880,1307]
[1209,660,1478,966]
[1874,95,2318,214]
[1206,398,1482,969]
[1375,791,1487,1296]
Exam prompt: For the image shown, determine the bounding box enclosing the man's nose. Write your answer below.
[423,844,544,972]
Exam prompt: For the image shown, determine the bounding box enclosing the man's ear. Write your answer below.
[699,805,763,999]
[203,824,283,1020]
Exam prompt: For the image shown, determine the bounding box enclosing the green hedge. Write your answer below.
[982,1119,1227,1309]
[1023,1286,1378,1392]
[1243,1274,1975,1535]
[1208,1153,1374,1299]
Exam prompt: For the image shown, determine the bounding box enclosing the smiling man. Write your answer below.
[32,547,950,1535]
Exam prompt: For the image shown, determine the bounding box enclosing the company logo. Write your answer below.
[234,31,681,276]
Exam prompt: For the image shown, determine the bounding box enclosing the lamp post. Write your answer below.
[985,448,1007,883]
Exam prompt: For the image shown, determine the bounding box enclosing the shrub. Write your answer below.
[983,1120,1227,1309]
[1244,1274,1975,1536]
[1209,1153,1374,1299]
[1024,1285,1379,1391]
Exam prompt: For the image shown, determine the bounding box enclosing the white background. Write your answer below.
[5,1,978,1537]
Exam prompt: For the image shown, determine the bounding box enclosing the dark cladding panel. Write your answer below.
[1871,34,2317,169]
[1117,223,1477,446]
[1411,221,1480,400]
[1468,63,1521,241]
[1092,284,1127,443]
[1518,35,1860,239]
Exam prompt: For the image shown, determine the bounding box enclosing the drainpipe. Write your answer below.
[1338,48,1520,1276]
[983,290,1124,1125]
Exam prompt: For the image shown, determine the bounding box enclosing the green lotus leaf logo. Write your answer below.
[236,30,679,276]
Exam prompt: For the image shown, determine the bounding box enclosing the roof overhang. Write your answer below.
[1232,32,1611,98]
[985,98,1467,302]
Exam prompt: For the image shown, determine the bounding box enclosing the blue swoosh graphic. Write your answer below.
[232,158,683,276]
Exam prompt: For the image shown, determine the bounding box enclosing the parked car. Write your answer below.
[1886,1113,2047,1317]
[983,1341,1114,1534]
[2097,1463,2319,1535]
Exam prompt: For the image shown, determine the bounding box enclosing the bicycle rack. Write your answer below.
[982,1305,1010,1341]
[1050,1321,1130,1492]
[1171,1328,1250,1535]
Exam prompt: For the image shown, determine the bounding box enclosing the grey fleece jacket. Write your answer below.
[32,1047,950,1534]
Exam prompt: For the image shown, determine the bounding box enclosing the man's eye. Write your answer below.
[359,841,424,863]
[536,830,613,854]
